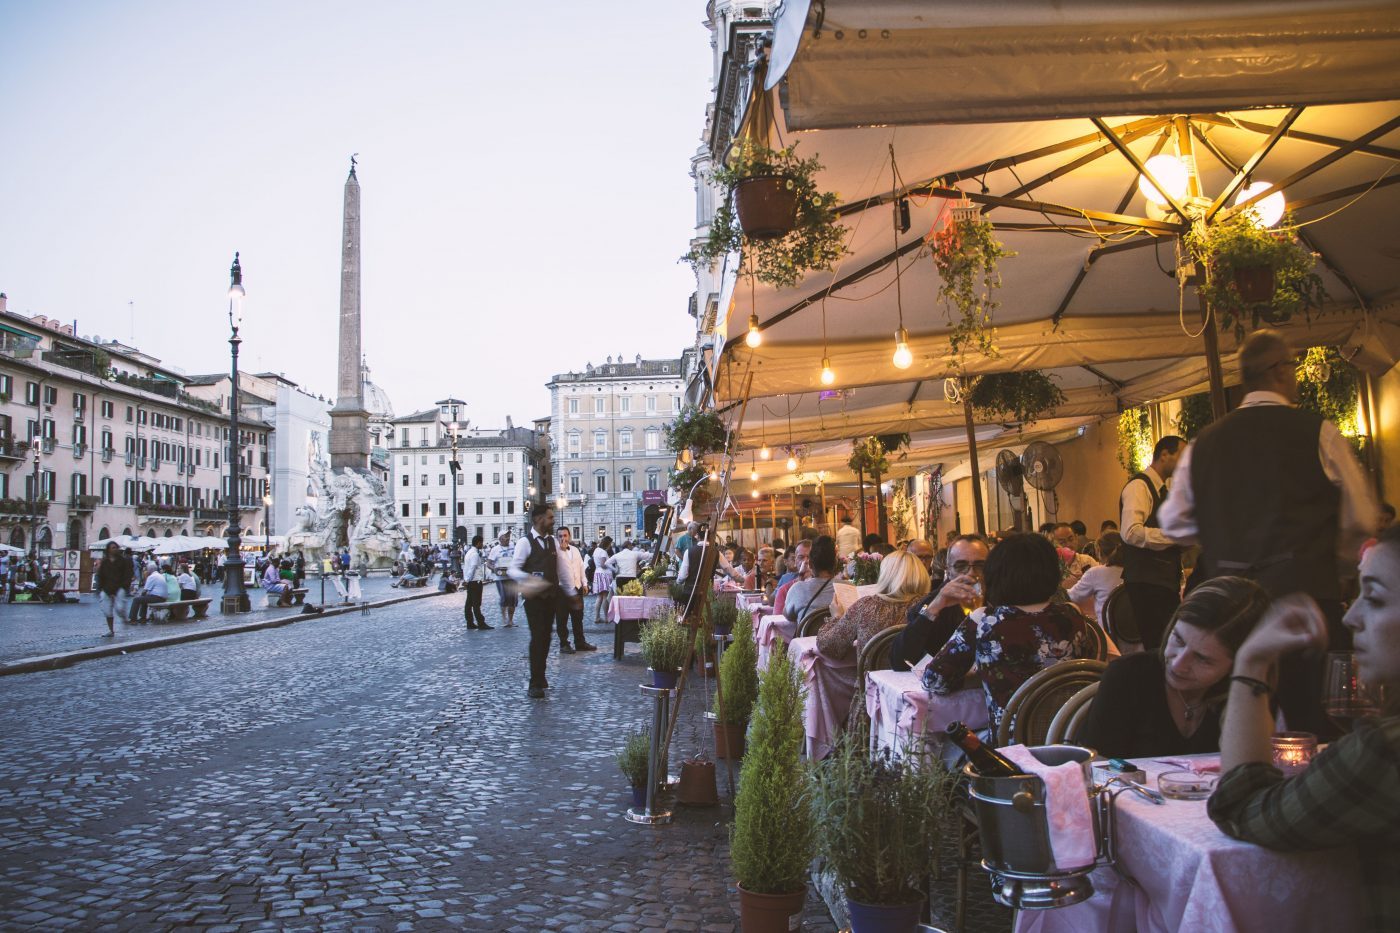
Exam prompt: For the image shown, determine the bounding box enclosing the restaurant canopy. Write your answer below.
[709,0,1400,482]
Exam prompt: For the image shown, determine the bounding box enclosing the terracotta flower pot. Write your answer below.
[713,718,747,759]
[1233,265,1276,304]
[733,175,799,240]
[675,758,717,806]
[737,883,806,933]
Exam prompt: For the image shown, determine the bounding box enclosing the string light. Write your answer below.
[745,313,762,348]
[760,445,770,460]
[892,327,913,370]
[786,452,798,472]
[751,486,760,498]
[820,357,835,385]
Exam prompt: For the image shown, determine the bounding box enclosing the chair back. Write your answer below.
[1044,682,1100,745]
[1102,585,1141,647]
[1079,616,1110,661]
[796,606,831,639]
[850,624,907,735]
[996,659,1107,747]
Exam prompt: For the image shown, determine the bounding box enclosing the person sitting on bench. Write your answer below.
[263,560,293,607]
[129,565,167,623]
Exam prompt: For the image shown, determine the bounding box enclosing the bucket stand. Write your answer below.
[626,684,674,825]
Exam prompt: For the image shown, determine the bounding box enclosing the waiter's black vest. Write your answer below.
[523,532,559,586]
[1189,405,1340,600]
[1119,472,1182,591]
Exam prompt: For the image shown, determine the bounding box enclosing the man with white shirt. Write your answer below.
[607,541,645,589]
[554,527,597,654]
[486,531,518,627]
[1117,435,1185,651]
[1158,329,1378,733]
[835,516,861,560]
[508,504,563,699]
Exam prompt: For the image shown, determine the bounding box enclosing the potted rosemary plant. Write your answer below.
[616,728,651,810]
[639,609,690,689]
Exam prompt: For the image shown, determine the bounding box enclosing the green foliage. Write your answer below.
[664,406,728,455]
[968,371,1067,426]
[811,738,960,905]
[1184,213,1327,341]
[931,212,1014,363]
[1117,408,1153,474]
[1297,346,1363,455]
[717,611,759,725]
[1173,393,1214,440]
[669,461,711,494]
[639,610,690,672]
[616,728,651,787]
[729,647,814,894]
[707,599,741,634]
[683,141,849,289]
[848,434,906,476]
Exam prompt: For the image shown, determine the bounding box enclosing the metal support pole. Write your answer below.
[222,253,250,614]
[626,684,674,825]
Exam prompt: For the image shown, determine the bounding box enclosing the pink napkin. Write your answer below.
[1001,744,1097,870]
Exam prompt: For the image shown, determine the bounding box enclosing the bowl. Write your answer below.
[1157,770,1218,800]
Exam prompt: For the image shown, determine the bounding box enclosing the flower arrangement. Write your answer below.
[930,208,1014,363]
[850,551,883,586]
[664,406,728,455]
[1056,546,1078,578]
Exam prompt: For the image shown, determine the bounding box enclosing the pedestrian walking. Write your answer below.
[509,504,562,699]
[554,527,596,653]
[486,531,518,626]
[95,541,133,636]
[461,534,493,629]
[591,536,614,623]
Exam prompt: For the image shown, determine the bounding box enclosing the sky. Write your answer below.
[0,0,712,427]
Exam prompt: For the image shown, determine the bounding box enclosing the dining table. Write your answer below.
[864,669,987,766]
[787,635,857,761]
[606,595,674,659]
[754,613,797,669]
[1012,754,1363,933]
[735,592,771,617]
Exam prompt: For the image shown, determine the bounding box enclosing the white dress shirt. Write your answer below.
[1158,391,1379,561]
[835,524,862,559]
[462,546,487,583]
[608,547,644,578]
[1067,565,1123,624]
[557,543,586,596]
[1120,465,1175,550]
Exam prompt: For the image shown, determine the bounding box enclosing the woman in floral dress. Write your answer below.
[924,533,1091,735]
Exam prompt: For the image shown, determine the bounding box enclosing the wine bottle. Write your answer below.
[945,721,1022,777]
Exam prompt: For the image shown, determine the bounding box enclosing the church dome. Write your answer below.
[362,360,394,420]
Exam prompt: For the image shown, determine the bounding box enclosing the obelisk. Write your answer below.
[329,156,371,471]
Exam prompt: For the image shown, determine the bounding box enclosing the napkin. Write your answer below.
[1001,744,1097,870]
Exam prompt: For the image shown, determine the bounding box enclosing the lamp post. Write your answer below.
[29,438,41,566]
[262,493,272,554]
[447,409,460,572]
[221,252,250,614]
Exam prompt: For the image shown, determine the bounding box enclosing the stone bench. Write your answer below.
[149,597,213,622]
[398,575,430,589]
[265,587,310,608]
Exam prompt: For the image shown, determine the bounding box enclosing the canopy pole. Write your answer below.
[874,465,888,543]
[856,466,867,541]
[1175,116,1230,420]
[961,388,987,536]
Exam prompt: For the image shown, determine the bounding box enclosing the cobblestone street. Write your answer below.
[0,592,837,931]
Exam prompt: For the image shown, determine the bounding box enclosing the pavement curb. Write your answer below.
[0,588,454,677]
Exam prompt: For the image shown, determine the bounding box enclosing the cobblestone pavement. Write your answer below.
[0,574,406,666]
[0,591,838,931]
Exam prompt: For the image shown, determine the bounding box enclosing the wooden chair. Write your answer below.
[1045,682,1100,745]
[796,605,830,639]
[996,659,1107,747]
[1102,585,1142,648]
[850,624,907,737]
[1079,616,1111,661]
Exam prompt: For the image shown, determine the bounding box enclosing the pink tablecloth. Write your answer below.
[755,613,797,669]
[1014,755,1362,933]
[788,635,857,761]
[864,670,987,765]
[607,596,673,624]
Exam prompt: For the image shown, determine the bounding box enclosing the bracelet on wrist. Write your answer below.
[1231,675,1272,697]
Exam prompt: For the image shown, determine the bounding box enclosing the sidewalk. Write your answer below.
[0,573,453,673]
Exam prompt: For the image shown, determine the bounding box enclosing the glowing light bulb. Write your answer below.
[892,327,913,370]
[1137,154,1190,207]
[786,455,798,471]
[820,356,835,385]
[749,467,758,482]
[751,487,760,498]
[1235,181,1286,228]
[759,445,771,460]
[745,314,762,348]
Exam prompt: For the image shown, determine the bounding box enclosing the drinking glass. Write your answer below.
[1323,651,1382,725]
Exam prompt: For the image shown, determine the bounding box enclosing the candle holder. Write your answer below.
[1270,732,1317,776]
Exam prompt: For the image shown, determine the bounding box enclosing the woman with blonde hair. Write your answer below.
[816,547,929,661]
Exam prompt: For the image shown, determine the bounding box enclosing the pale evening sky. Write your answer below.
[0,1,711,427]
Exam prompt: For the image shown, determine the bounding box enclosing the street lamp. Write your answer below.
[262,493,272,554]
[221,252,250,613]
[29,438,41,565]
[447,408,461,571]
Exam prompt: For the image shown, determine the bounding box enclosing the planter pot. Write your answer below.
[648,667,681,689]
[1233,265,1276,304]
[846,898,923,933]
[713,718,747,759]
[737,883,806,933]
[675,758,717,806]
[629,784,647,810]
[734,175,799,240]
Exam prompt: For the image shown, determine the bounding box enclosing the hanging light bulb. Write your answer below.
[892,327,913,370]
[1137,153,1190,207]
[749,466,758,482]
[759,445,771,460]
[819,356,836,385]
[751,486,760,498]
[1235,181,1286,229]
[786,453,798,472]
[745,314,762,348]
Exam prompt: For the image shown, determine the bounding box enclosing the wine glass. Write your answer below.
[1323,651,1382,730]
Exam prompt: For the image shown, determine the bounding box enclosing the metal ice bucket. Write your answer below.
[964,744,1097,910]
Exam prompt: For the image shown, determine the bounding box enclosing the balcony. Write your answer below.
[135,503,191,525]
[40,437,55,454]
[100,448,114,462]
[69,494,99,513]
[194,507,227,524]
[0,498,49,522]
[73,442,87,459]
[150,459,160,473]
[0,438,28,461]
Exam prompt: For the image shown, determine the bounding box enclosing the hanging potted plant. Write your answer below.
[968,370,1068,427]
[664,406,728,457]
[811,738,960,932]
[639,609,690,689]
[683,141,848,289]
[929,205,1014,363]
[616,728,651,810]
[730,647,815,931]
[670,461,714,517]
[713,610,759,758]
[1184,212,1326,340]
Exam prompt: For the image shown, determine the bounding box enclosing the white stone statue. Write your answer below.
[287,466,408,569]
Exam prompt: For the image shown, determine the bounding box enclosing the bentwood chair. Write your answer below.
[796,605,831,639]
[1044,681,1101,745]
[1102,585,1142,649]
[1079,616,1111,662]
[996,659,1107,748]
[850,623,907,737]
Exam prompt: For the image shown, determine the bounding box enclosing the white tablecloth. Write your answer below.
[788,635,857,761]
[607,596,673,624]
[1014,756,1362,933]
[755,613,797,669]
[864,670,987,764]
[736,592,771,617]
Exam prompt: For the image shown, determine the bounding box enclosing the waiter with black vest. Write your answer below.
[509,502,562,699]
[1160,329,1378,734]
[1118,435,1185,651]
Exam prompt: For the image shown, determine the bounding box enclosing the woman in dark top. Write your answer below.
[1081,576,1271,759]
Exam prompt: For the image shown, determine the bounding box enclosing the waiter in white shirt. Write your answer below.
[508,504,563,699]
[1117,435,1185,651]
[554,528,597,654]
[607,542,646,589]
